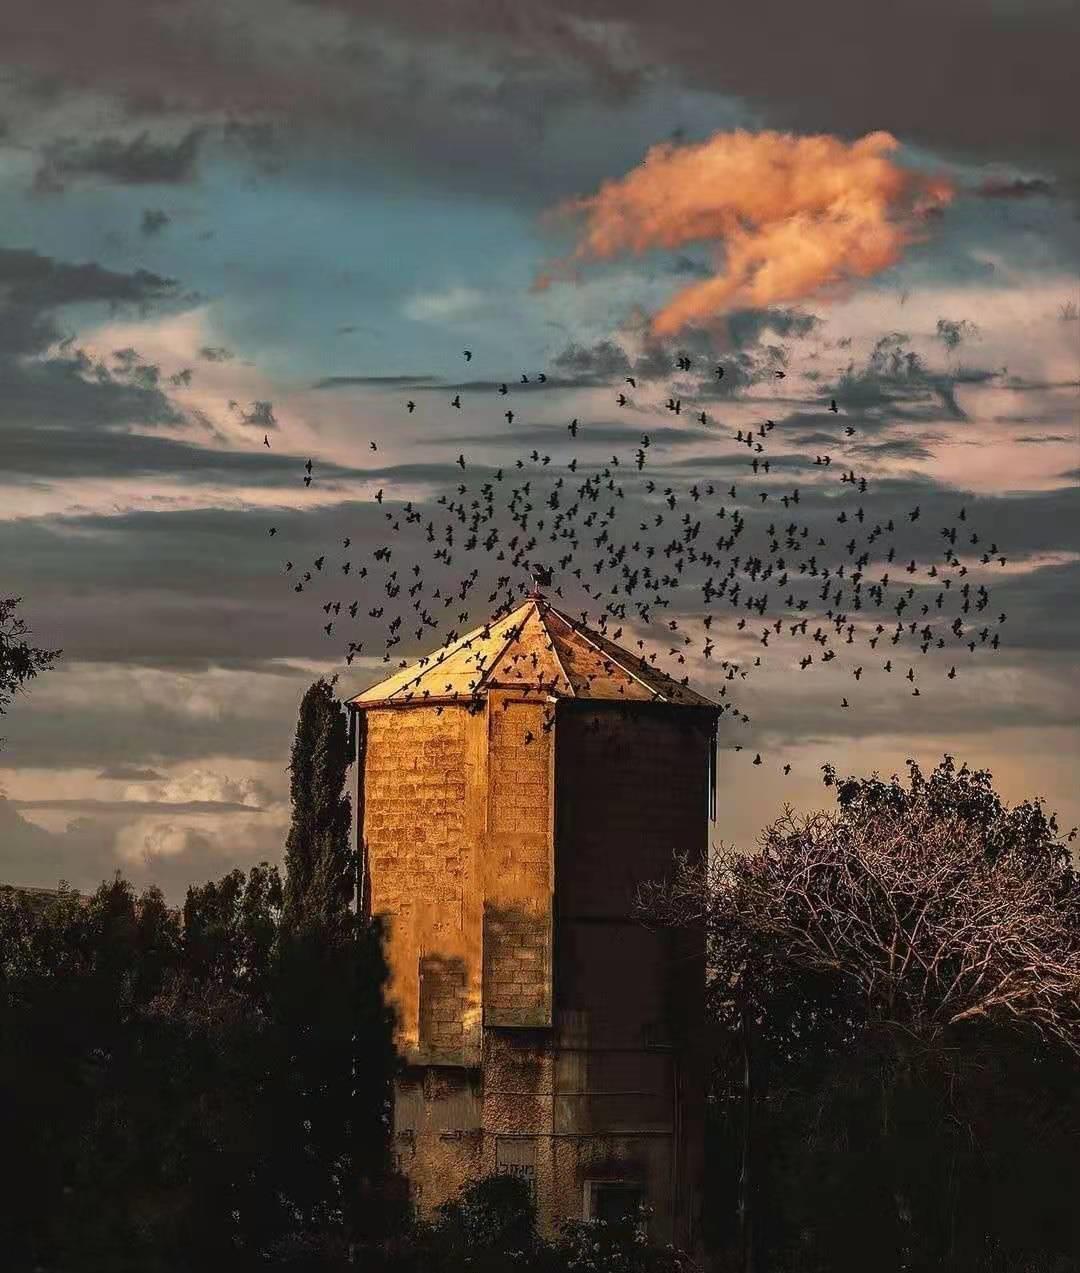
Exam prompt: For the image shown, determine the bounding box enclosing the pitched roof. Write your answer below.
[349,594,716,709]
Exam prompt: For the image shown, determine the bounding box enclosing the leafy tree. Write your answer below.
[0,595,60,745]
[0,680,397,1271]
[644,756,1080,1273]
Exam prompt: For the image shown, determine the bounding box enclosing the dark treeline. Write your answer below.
[0,679,397,1271]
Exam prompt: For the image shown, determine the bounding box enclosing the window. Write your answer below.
[584,1180,645,1226]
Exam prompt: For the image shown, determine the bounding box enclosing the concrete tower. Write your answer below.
[347,593,718,1249]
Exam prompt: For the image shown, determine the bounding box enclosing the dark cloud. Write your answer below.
[820,333,999,426]
[0,420,370,483]
[442,422,713,449]
[725,307,821,347]
[0,661,311,771]
[34,127,205,191]
[0,796,280,900]
[0,0,1074,228]
[0,246,175,312]
[140,207,171,235]
[0,796,116,892]
[239,400,278,430]
[669,255,711,278]
[98,765,165,781]
[551,338,631,383]
[313,374,439,389]
[11,798,264,814]
[978,176,1056,199]
[0,248,190,467]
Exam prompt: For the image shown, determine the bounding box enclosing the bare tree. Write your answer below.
[644,757,1080,1055]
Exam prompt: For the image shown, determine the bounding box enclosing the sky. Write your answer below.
[0,0,1078,899]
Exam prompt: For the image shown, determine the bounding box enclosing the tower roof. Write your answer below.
[349,594,717,709]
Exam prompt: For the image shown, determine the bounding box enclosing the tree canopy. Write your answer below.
[0,595,60,744]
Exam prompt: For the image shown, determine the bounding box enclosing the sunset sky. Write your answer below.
[1,0,1078,898]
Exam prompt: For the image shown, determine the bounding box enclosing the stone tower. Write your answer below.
[347,593,717,1249]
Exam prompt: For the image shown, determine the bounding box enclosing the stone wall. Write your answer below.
[359,695,709,1254]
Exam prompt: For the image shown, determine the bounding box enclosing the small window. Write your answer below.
[584,1180,645,1226]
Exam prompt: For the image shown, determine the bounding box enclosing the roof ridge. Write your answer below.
[350,592,715,709]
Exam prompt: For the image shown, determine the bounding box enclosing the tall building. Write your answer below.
[347,593,717,1249]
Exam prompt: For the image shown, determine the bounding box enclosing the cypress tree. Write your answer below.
[282,678,355,934]
[275,677,396,1259]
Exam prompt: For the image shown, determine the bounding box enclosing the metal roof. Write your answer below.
[349,594,717,709]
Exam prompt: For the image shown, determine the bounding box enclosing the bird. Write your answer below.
[268,527,277,536]
[263,434,271,448]
[273,338,1007,782]
[463,350,472,361]
[406,400,415,412]
[370,440,378,451]
[451,394,461,409]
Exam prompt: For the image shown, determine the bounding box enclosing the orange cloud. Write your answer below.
[534,129,953,337]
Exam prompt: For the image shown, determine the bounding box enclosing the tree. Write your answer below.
[282,678,355,933]
[275,678,396,1260]
[643,756,1080,1272]
[0,680,398,1271]
[0,596,60,745]
[648,755,1080,1054]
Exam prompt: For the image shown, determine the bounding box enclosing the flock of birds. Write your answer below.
[262,345,1010,776]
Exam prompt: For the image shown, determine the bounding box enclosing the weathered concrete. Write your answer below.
[350,597,715,1250]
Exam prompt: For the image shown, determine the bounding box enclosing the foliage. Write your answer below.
[380,1174,696,1273]
[0,595,60,741]
[0,679,396,1272]
[283,677,355,934]
[644,755,1080,1272]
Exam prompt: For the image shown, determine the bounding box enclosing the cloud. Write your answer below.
[551,338,631,383]
[0,246,176,312]
[0,790,287,899]
[140,207,171,235]
[11,798,265,814]
[978,176,1056,200]
[98,765,165,781]
[535,129,954,336]
[34,127,206,191]
[402,285,492,322]
[313,374,440,389]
